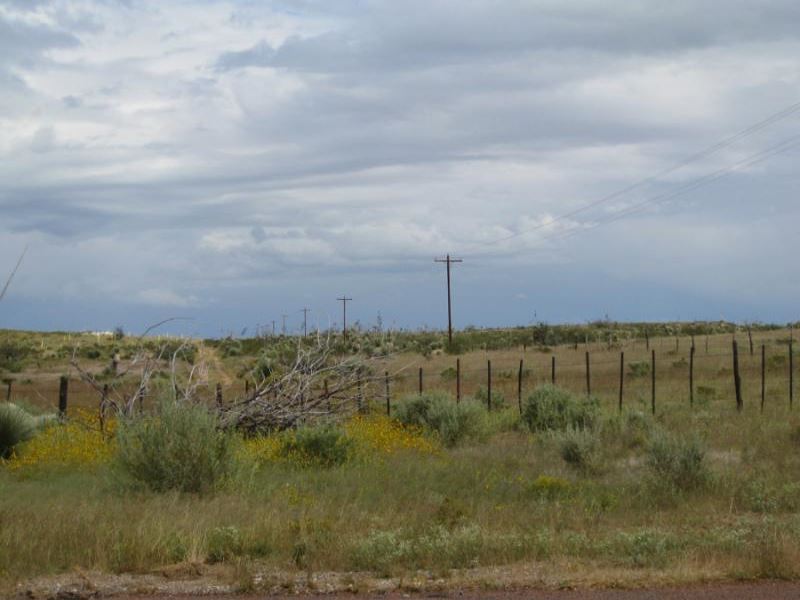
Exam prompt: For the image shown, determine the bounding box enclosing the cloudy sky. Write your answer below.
[2,0,799,336]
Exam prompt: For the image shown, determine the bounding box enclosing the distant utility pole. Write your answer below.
[337,296,352,340]
[434,254,463,344]
[271,320,276,336]
[281,314,287,335]
[301,308,311,337]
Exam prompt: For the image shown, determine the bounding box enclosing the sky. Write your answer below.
[1,0,800,337]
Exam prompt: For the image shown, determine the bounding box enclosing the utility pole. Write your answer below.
[434,254,463,344]
[337,296,352,340]
[271,320,276,336]
[281,314,287,335]
[301,308,310,337]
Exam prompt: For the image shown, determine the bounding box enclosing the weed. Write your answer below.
[646,430,708,491]
[521,385,598,433]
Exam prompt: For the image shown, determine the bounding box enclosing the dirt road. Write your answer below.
[117,581,800,599]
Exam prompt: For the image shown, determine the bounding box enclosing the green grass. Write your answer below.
[3,398,800,590]
[3,323,800,591]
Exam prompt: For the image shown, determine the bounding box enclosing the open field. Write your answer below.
[2,323,800,595]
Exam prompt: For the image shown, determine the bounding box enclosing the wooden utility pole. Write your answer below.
[434,254,463,344]
[337,296,352,340]
[301,308,310,337]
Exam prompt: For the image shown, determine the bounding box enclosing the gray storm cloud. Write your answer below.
[1,0,799,333]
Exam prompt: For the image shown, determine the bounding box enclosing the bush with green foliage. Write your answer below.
[280,425,354,467]
[472,386,507,411]
[521,385,598,433]
[394,392,485,447]
[115,399,234,493]
[645,431,708,491]
[555,428,602,474]
[0,402,37,459]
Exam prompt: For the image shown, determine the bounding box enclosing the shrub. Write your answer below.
[645,431,708,491]
[0,403,36,459]
[472,386,507,411]
[115,399,234,493]
[555,428,602,474]
[521,385,598,433]
[393,392,484,447]
[280,425,354,467]
[206,526,244,563]
[628,361,650,377]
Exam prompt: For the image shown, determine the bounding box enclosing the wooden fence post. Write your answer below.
[689,344,695,406]
[99,383,109,435]
[456,358,461,403]
[58,375,68,418]
[748,327,754,356]
[418,367,423,395]
[385,371,391,416]
[585,351,591,396]
[645,329,649,351]
[551,355,556,385]
[357,369,364,413]
[733,340,743,412]
[517,359,523,415]
[761,344,766,414]
[650,350,656,415]
[618,351,624,413]
[487,360,492,410]
[791,340,794,409]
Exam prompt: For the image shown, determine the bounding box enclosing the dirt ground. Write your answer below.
[101,582,800,599]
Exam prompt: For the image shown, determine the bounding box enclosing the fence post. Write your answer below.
[618,351,624,413]
[585,351,591,397]
[385,371,391,416]
[689,344,695,406]
[645,329,649,351]
[650,350,656,415]
[487,360,492,411]
[418,367,423,395]
[748,327,754,356]
[551,355,556,385]
[216,382,223,408]
[456,358,461,403]
[517,359,523,415]
[99,383,109,435]
[357,369,364,413]
[791,339,794,409]
[58,375,68,418]
[733,340,743,412]
[761,344,766,414]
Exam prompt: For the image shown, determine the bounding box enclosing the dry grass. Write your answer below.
[2,326,799,592]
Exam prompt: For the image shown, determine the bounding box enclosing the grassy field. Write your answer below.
[1,324,800,593]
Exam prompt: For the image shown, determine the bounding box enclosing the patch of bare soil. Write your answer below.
[8,562,800,600]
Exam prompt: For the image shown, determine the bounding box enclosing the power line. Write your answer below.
[460,99,800,253]
[465,131,800,258]
[539,133,800,246]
